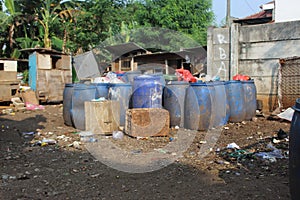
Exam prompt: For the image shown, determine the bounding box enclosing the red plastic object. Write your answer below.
[233,74,251,81]
[176,69,197,83]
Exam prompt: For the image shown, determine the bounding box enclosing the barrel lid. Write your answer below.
[134,75,160,80]
[293,98,300,111]
[227,80,242,84]
[190,82,208,86]
[65,83,74,87]
[110,83,132,87]
[241,79,254,84]
[166,81,189,85]
[92,82,110,86]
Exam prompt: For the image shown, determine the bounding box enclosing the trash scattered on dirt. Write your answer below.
[20,132,36,138]
[277,107,294,121]
[112,131,124,140]
[226,142,240,149]
[254,143,286,162]
[277,128,288,139]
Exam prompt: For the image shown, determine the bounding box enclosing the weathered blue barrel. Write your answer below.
[132,75,163,108]
[93,82,109,99]
[153,73,166,87]
[206,82,216,128]
[224,81,231,123]
[63,83,75,126]
[184,82,212,131]
[122,70,142,84]
[242,80,257,120]
[226,80,246,122]
[211,81,228,127]
[163,81,189,127]
[109,83,132,126]
[290,98,300,200]
[71,84,96,130]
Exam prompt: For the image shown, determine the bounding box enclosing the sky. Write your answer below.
[212,0,272,25]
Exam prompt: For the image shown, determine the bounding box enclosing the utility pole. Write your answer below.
[226,0,231,27]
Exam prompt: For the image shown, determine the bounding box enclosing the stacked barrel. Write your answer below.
[62,75,257,131]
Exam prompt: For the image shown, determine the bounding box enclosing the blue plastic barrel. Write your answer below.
[109,83,132,126]
[122,70,142,84]
[242,80,257,120]
[132,75,163,108]
[184,82,212,131]
[224,82,231,123]
[92,82,109,99]
[63,83,75,126]
[71,84,96,130]
[211,81,228,127]
[226,80,246,122]
[163,81,189,127]
[206,82,216,128]
[290,98,300,200]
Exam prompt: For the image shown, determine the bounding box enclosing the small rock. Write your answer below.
[252,117,258,122]
[2,174,9,180]
[90,174,100,178]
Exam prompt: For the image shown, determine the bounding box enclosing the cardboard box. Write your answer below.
[125,108,170,137]
[85,101,120,134]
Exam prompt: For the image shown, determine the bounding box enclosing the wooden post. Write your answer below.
[230,23,240,80]
[207,26,214,77]
[165,59,169,74]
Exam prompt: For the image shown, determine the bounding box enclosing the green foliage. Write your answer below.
[0,0,214,58]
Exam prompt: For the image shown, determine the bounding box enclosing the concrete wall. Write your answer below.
[207,20,300,112]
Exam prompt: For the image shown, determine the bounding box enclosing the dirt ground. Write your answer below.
[0,104,291,200]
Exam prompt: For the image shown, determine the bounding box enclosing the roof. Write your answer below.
[20,48,67,55]
[104,42,147,60]
[234,1,274,25]
[233,9,273,25]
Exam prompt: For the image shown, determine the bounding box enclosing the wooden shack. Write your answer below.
[27,48,72,102]
[0,60,20,102]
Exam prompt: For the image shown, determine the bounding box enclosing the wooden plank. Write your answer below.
[239,40,300,60]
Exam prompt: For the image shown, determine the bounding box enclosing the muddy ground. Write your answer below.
[0,104,291,200]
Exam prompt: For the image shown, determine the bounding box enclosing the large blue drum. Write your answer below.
[63,83,75,126]
[92,82,109,99]
[226,80,246,123]
[184,82,212,131]
[71,84,96,130]
[242,80,257,120]
[109,83,132,126]
[211,81,228,127]
[163,81,189,127]
[290,98,300,200]
[132,75,163,108]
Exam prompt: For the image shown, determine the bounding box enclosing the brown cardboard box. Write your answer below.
[85,101,120,134]
[125,108,170,137]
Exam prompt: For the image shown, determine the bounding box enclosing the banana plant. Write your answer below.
[36,0,61,49]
